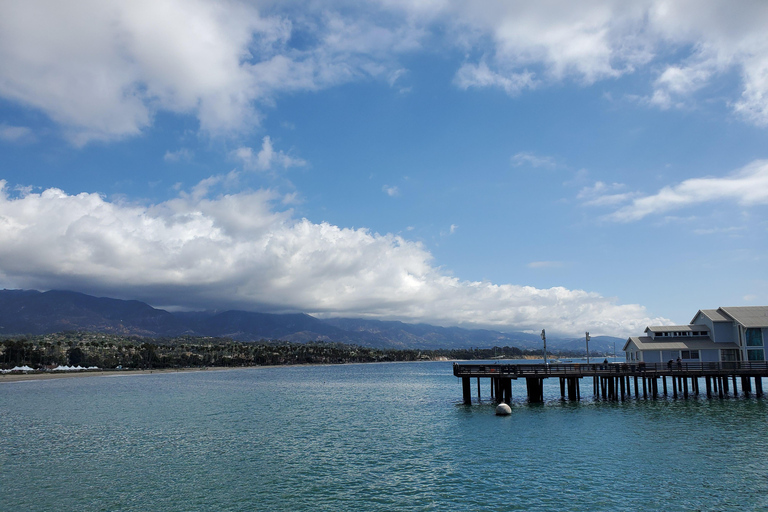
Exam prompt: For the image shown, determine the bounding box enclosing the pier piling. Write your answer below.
[453,362,768,406]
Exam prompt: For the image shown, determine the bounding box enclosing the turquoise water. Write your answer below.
[2,361,768,511]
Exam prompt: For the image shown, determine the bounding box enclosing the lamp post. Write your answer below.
[541,329,548,365]
[585,332,590,364]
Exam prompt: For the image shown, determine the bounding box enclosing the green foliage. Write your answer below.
[0,332,584,370]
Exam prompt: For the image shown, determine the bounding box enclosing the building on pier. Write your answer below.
[624,306,768,364]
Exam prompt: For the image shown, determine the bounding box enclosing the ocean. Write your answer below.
[2,361,767,511]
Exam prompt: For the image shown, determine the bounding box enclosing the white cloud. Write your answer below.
[0,0,419,144]
[443,1,653,88]
[0,178,663,336]
[383,185,400,197]
[577,181,634,206]
[455,61,536,95]
[511,151,557,169]
[234,136,306,171]
[4,0,768,141]
[0,0,277,143]
[163,148,193,163]
[0,124,33,143]
[600,160,768,222]
[415,1,768,124]
[646,0,768,125]
[648,63,716,109]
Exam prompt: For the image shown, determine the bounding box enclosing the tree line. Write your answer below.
[0,331,585,370]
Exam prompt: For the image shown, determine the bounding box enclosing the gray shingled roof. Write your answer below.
[624,336,739,352]
[646,325,708,333]
[692,309,731,323]
[718,306,768,328]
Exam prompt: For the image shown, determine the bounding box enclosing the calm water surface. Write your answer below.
[2,361,768,511]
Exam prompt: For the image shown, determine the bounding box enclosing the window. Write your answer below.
[746,328,763,347]
[748,349,765,361]
[681,350,700,360]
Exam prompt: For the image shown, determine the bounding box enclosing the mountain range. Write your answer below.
[0,289,624,352]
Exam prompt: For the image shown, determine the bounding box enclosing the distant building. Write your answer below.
[623,306,768,363]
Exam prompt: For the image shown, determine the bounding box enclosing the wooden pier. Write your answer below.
[453,361,768,404]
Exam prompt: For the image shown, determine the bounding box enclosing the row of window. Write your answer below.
[628,350,700,361]
[627,348,764,362]
[653,331,707,337]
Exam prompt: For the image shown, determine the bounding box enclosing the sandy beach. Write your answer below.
[0,366,235,383]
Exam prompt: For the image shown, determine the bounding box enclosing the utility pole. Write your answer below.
[585,332,590,364]
[541,329,548,365]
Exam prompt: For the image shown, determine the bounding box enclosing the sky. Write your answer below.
[1,0,767,337]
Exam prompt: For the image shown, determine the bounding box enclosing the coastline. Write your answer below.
[0,355,562,383]
[0,366,237,383]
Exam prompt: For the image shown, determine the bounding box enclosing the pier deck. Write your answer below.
[453,361,768,404]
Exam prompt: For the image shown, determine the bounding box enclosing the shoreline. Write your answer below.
[0,356,588,383]
[0,366,238,383]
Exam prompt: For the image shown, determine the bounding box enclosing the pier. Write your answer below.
[453,361,768,404]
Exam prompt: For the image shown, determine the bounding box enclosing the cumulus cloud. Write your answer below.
[0,0,275,143]
[0,0,419,144]
[597,160,768,222]
[443,1,653,87]
[412,1,768,124]
[0,178,662,336]
[0,0,765,144]
[234,136,306,171]
[3,0,768,143]
[646,0,768,125]
[648,64,716,109]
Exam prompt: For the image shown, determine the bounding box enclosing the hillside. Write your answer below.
[0,289,624,352]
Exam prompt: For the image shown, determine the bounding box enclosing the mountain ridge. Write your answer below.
[0,289,624,352]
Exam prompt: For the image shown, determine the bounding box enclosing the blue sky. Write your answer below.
[1,0,767,336]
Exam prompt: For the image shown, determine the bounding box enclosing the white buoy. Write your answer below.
[495,403,512,415]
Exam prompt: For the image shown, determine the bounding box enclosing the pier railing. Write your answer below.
[453,361,768,378]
